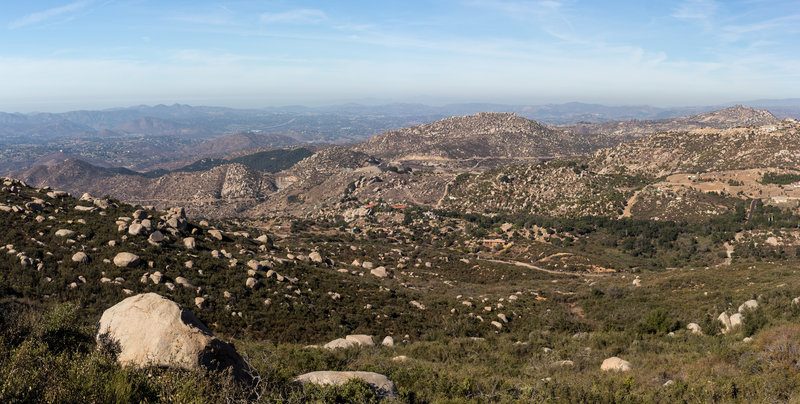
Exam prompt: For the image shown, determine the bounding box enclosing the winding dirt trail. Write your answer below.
[481,258,609,277]
[619,190,641,219]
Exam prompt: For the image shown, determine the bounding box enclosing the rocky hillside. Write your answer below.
[112,116,194,135]
[441,160,650,217]
[354,112,591,161]
[19,159,276,217]
[594,118,800,176]
[562,105,778,148]
[441,119,800,219]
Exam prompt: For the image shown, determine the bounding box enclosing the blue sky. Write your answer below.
[2,0,799,112]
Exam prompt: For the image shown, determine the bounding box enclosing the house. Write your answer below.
[481,238,505,248]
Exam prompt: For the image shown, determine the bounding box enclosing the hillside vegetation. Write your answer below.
[3,172,800,402]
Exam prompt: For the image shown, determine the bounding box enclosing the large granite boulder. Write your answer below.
[96,293,254,382]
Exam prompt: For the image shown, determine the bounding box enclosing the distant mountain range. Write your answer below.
[14,104,787,218]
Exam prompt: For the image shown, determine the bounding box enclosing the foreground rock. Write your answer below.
[96,293,254,382]
[294,371,398,400]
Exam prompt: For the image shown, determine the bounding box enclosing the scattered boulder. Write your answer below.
[345,334,375,347]
[687,323,704,335]
[183,237,196,249]
[381,336,394,347]
[410,300,426,310]
[71,252,89,264]
[148,231,165,244]
[309,251,323,263]
[324,334,375,350]
[730,313,743,329]
[323,338,357,350]
[93,198,110,209]
[175,277,195,289]
[601,357,632,372]
[96,293,254,382]
[208,230,223,241]
[55,229,75,237]
[128,223,144,236]
[718,312,732,334]
[293,371,398,400]
[246,277,260,289]
[150,271,164,285]
[738,300,758,313]
[370,266,388,278]
[114,252,141,267]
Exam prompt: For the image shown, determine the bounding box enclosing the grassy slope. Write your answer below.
[3,181,800,402]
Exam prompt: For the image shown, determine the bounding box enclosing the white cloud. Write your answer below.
[259,9,326,24]
[8,0,91,29]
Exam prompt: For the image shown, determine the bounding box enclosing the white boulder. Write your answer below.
[96,293,253,381]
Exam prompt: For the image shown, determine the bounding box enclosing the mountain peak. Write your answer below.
[354,112,582,160]
[691,105,777,126]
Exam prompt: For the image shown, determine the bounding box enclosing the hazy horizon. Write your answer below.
[3,1,799,113]
[5,96,800,116]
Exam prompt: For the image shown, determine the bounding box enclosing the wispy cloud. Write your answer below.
[8,0,91,29]
[466,0,567,17]
[720,13,800,41]
[260,9,326,25]
[170,49,267,65]
[171,4,237,26]
[672,0,718,20]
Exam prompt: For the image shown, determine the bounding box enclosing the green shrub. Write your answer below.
[635,309,680,335]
